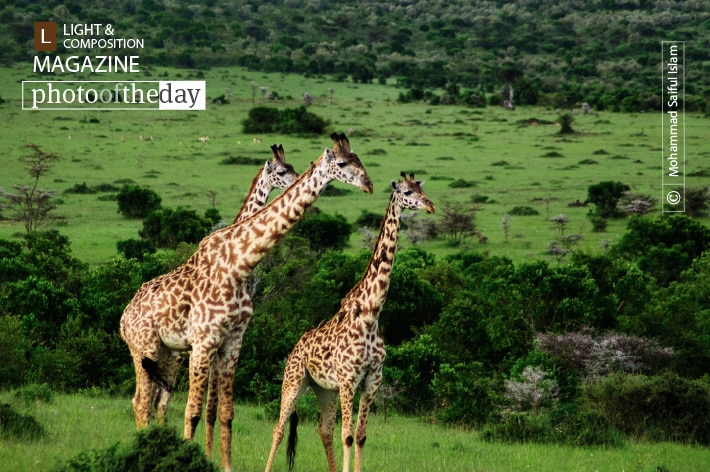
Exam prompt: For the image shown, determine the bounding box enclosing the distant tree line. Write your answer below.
[3,0,708,112]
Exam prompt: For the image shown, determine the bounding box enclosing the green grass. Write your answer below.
[0,391,708,472]
[1,64,709,265]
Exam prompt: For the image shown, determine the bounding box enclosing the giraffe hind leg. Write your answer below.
[265,376,309,472]
[141,356,174,393]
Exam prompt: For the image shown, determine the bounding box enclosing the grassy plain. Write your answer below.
[1,391,709,472]
[1,65,709,265]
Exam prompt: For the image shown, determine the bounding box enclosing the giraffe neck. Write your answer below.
[208,156,332,281]
[232,165,269,225]
[350,193,402,316]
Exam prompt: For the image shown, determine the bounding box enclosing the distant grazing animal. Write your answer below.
[120,133,372,472]
[265,172,435,472]
[199,135,209,143]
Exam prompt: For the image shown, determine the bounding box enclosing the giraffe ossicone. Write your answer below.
[264,172,434,472]
[120,133,371,472]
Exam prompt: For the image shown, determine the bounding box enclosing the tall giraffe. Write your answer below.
[149,143,299,459]
[120,133,372,472]
[265,172,435,472]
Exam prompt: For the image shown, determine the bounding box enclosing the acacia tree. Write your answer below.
[438,199,477,245]
[4,143,60,232]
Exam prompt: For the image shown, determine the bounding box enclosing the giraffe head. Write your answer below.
[391,171,436,213]
[325,132,374,194]
[265,144,298,190]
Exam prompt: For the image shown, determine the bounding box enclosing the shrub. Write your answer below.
[0,403,45,441]
[116,185,162,219]
[482,412,553,443]
[448,179,476,188]
[431,363,494,427]
[583,372,710,445]
[508,206,539,216]
[55,426,216,472]
[354,210,383,229]
[293,211,352,252]
[242,106,328,135]
[13,383,53,404]
[139,207,212,249]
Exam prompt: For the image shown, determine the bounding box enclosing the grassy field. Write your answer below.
[1,391,708,472]
[1,65,709,265]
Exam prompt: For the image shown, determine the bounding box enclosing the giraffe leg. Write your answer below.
[154,349,183,426]
[313,385,339,472]
[204,361,219,460]
[338,384,357,472]
[184,345,214,442]
[213,339,244,472]
[265,364,309,472]
[353,372,382,472]
[130,351,157,429]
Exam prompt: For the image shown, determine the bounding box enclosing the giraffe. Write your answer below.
[148,143,299,460]
[264,172,435,472]
[120,133,372,472]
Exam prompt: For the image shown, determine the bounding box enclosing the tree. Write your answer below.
[686,186,709,217]
[438,199,477,245]
[558,112,575,134]
[139,207,212,249]
[586,181,630,218]
[117,185,162,219]
[4,143,60,232]
[292,210,352,252]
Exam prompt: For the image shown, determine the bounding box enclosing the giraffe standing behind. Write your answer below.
[265,172,435,472]
[148,143,299,461]
[120,133,372,472]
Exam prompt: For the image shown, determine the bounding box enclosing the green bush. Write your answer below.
[242,106,328,135]
[116,185,162,219]
[0,403,45,441]
[430,363,494,427]
[55,426,216,472]
[508,206,539,216]
[583,372,710,445]
[482,412,553,443]
[293,211,352,252]
[14,383,53,404]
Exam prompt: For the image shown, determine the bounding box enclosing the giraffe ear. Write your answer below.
[391,180,397,189]
[264,160,273,172]
[324,148,334,161]
[417,180,425,187]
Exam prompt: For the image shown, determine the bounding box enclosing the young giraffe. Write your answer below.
[149,143,299,459]
[265,172,435,472]
[120,133,372,472]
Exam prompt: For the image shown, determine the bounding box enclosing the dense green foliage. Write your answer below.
[55,426,216,472]
[242,106,329,135]
[1,214,709,445]
[116,185,162,219]
[4,1,708,112]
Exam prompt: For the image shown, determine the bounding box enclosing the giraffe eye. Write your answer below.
[336,161,347,168]
[276,171,286,176]
[402,190,412,196]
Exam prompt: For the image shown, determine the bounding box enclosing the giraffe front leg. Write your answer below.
[313,385,339,472]
[353,374,382,472]
[214,350,241,472]
[184,346,213,441]
[338,385,357,472]
[204,361,218,460]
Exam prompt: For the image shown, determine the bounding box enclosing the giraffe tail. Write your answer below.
[286,412,298,472]
[141,357,173,393]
